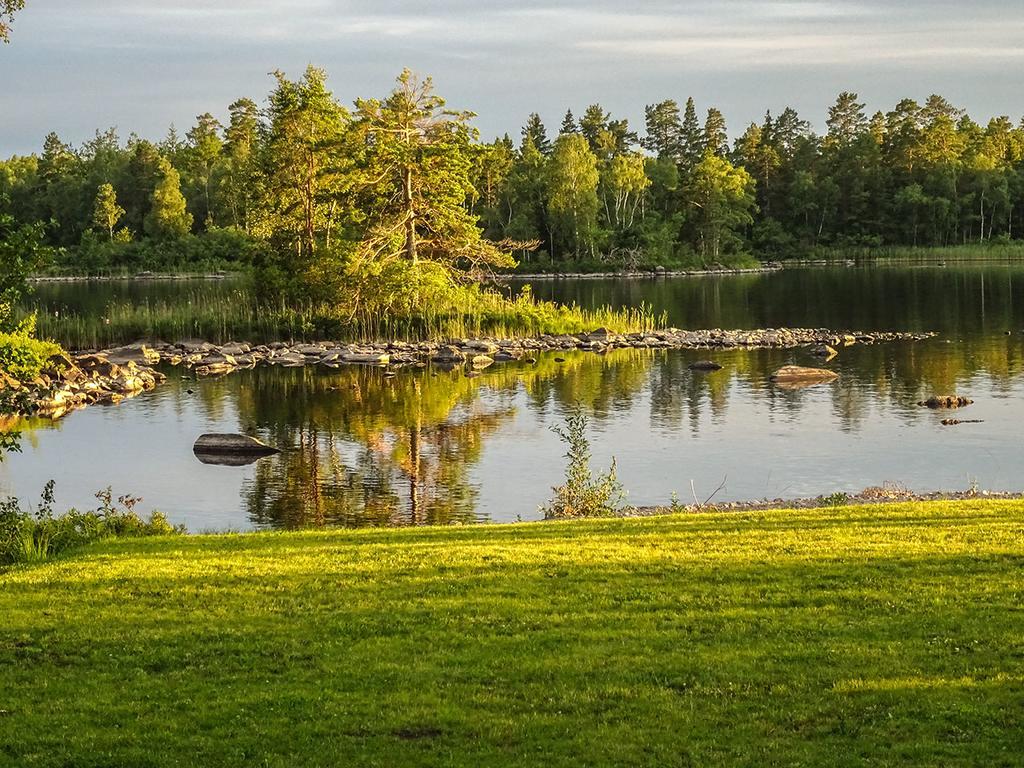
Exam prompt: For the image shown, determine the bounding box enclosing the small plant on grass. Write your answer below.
[0,481,182,567]
[820,491,851,508]
[542,406,627,519]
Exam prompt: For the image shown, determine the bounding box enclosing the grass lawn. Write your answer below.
[1,501,1022,767]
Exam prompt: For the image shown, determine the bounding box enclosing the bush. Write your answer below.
[61,229,269,275]
[0,315,62,382]
[0,481,182,567]
[542,406,628,519]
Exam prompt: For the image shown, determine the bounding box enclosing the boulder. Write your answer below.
[105,343,161,366]
[193,433,281,456]
[341,351,390,364]
[219,342,250,356]
[75,354,122,379]
[919,395,973,409]
[811,344,838,360]
[471,355,494,369]
[688,360,723,371]
[432,345,467,364]
[770,366,839,387]
[462,339,499,355]
[194,363,236,377]
[198,352,237,367]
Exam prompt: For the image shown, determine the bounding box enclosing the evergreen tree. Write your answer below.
[559,110,578,136]
[703,108,728,157]
[223,98,262,233]
[185,112,224,228]
[680,97,703,168]
[521,113,551,155]
[642,100,684,162]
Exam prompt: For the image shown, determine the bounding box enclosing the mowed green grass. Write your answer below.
[1,502,1022,767]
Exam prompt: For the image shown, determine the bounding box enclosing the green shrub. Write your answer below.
[542,406,628,519]
[0,315,62,382]
[0,481,183,567]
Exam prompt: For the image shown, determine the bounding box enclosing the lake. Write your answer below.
[5,264,1024,531]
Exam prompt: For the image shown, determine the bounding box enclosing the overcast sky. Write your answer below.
[2,0,1023,155]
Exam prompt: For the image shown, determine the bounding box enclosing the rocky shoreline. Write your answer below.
[10,326,935,420]
[629,486,1021,517]
[507,264,783,280]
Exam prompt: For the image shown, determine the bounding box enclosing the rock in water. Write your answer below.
[688,360,723,371]
[919,395,973,409]
[193,433,280,457]
[770,366,839,388]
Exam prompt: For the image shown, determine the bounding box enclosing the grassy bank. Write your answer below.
[2,500,1021,766]
[29,286,663,348]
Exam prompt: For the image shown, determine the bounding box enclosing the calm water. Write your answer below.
[5,265,1024,531]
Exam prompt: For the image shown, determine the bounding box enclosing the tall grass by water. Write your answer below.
[811,242,1024,262]
[30,287,665,348]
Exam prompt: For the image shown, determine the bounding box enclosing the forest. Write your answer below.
[3,67,1024,283]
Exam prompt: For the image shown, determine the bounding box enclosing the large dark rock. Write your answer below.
[193,433,281,457]
[919,395,973,409]
[688,360,723,371]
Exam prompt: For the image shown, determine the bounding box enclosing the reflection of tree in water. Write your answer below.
[193,327,1024,529]
[233,351,659,529]
[237,365,521,529]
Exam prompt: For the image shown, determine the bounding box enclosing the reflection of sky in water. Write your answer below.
[2,337,1021,532]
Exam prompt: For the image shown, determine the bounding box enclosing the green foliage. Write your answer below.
[0,0,23,42]
[7,80,1024,285]
[0,315,61,382]
[546,134,600,259]
[0,481,182,567]
[32,280,662,348]
[91,182,124,241]
[67,227,266,275]
[543,406,626,519]
[0,210,50,332]
[145,157,193,239]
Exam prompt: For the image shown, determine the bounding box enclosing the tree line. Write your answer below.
[3,70,1024,283]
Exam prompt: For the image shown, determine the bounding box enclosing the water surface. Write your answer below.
[5,265,1023,531]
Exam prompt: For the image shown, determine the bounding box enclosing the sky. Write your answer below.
[2,0,1024,155]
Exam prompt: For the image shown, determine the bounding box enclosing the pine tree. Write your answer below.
[680,97,703,168]
[521,113,551,155]
[704,108,728,157]
[559,110,578,136]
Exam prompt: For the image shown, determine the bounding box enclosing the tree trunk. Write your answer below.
[403,166,417,263]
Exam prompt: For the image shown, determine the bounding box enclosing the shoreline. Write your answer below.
[629,487,1021,518]
[15,326,936,420]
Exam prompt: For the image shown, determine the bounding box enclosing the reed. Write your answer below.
[31,287,665,348]
[811,242,1024,262]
